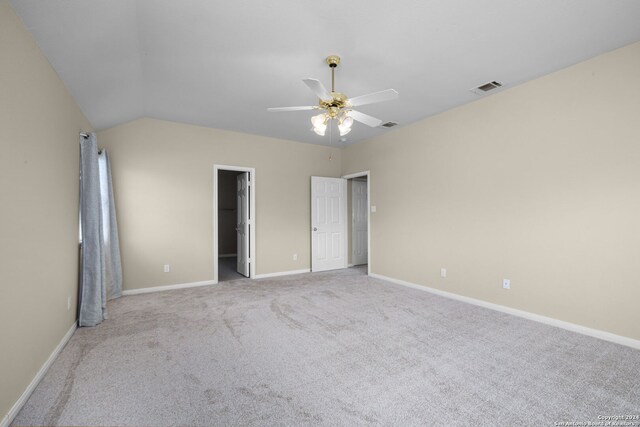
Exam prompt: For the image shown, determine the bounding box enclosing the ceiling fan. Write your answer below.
[267,55,399,137]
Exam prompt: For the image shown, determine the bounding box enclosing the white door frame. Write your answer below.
[342,171,371,275]
[213,165,256,283]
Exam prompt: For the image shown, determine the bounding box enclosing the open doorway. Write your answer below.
[217,170,244,281]
[343,171,370,273]
[214,165,256,283]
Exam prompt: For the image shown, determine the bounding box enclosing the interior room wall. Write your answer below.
[97,118,341,290]
[218,170,240,256]
[0,0,93,421]
[342,41,640,341]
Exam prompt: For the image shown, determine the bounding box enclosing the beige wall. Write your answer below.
[0,1,92,421]
[343,41,640,341]
[97,118,341,289]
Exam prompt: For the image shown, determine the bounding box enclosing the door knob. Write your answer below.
[313,227,318,231]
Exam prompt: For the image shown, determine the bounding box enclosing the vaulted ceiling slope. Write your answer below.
[10,0,640,145]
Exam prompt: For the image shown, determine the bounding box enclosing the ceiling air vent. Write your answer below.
[470,81,503,95]
[381,121,398,128]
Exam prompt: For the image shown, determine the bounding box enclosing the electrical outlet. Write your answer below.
[164,264,170,273]
[441,268,447,278]
[371,205,377,213]
[67,296,71,311]
[293,253,298,261]
[503,279,511,290]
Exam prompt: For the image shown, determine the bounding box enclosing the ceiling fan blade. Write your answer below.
[267,106,316,112]
[303,78,332,101]
[348,89,399,107]
[349,110,383,127]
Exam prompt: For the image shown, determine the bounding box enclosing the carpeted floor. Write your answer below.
[13,267,640,426]
[217,256,245,282]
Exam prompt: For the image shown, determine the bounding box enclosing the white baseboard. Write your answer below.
[254,269,310,279]
[369,273,640,350]
[219,253,237,258]
[1,321,77,427]
[122,279,217,296]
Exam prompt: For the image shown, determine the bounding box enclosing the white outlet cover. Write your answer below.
[164,264,170,273]
[293,253,298,261]
[441,268,447,278]
[371,206,377,213]
[503,279,511,289]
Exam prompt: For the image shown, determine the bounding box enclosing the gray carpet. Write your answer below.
[217,256,245,282]
[13,267,640,426]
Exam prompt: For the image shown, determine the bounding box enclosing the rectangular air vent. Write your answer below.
[381,121,398,128]
[470,81,503,95]
[478,81,502,91]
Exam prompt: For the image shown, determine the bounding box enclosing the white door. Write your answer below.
[236,172,250,277]
[311,176,347,272]
[352,180,368,265]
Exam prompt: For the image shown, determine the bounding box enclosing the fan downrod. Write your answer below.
[324,55,344,102]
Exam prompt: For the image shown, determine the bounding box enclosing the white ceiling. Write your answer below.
[11,0,640,146]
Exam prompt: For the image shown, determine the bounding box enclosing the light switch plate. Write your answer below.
[371,205,377,213]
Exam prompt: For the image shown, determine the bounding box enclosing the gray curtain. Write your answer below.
[79,133,122,327]
[99,150,123,300]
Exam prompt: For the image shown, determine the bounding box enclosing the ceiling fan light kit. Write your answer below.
[311,113,328,136]
[337,114,353,136]
[268,55,399,140]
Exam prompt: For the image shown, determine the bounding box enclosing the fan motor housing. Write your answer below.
[320,92,349,115]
